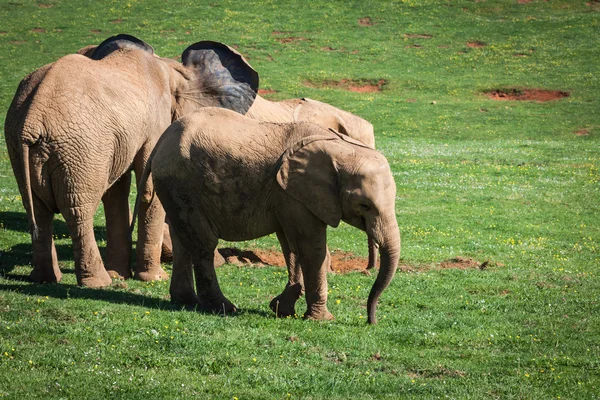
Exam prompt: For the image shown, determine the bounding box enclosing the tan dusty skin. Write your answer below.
[141,108,400,324]
[4,35,258,288]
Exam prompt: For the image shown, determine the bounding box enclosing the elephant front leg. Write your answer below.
[298,235,334,321]
[64,206,112,288]
[102,173,132,279]
[29,199,62,283]
[134,192,168,281]
[270,230,304,317]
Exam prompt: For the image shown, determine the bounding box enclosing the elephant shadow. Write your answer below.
[0,210,109,275]
[0,279,272,318]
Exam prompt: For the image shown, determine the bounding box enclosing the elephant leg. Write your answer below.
[134,152,168,282]
[270,229,303,317]
[63,204,112,288]
[29,198,61,283]
[102,173,132,279]
[298,233,334,321]
[169,227,197,305]
[366,236,379,270]
[161,221,173,263]
[192,242,236,314]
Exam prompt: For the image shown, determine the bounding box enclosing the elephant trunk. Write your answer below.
[367,217,400,324]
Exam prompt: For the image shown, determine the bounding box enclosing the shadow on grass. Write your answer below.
[0,278,272,318]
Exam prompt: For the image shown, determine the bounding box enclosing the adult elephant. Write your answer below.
[140,108,400,324]
[4,34,258,288]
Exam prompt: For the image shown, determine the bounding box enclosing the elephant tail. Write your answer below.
[19,143,40,240]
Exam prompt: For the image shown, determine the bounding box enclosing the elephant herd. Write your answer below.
[5,34,400,324]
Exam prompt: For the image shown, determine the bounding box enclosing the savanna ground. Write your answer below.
[0,0,599,398]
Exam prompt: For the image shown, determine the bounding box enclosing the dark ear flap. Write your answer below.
[181,41,259,115]
[91,34,154,60]
[277,136,343,227]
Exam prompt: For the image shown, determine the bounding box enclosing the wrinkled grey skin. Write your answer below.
[4,35,258,288]
[141,107,400,324]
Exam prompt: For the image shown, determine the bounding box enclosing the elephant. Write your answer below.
[138,107,400,324]
[4,34,259,288]
[159,95,380,269]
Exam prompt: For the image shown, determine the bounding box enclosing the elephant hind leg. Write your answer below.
[270,230,303,317]
[102,173,132,279]
[62,203,112,288]
[29,198,62,283]
[169,228,198,306]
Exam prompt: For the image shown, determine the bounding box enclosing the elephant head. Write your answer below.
[277,128,400,324]
[91,34,259,119]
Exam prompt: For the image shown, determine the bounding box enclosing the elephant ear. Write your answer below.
[91,34,154,60]
[277,134,343,227]
[181,41,259,115]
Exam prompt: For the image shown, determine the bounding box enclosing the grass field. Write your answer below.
[1,0,599,398]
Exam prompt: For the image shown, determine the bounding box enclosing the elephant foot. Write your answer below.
[106,266,132,280]
[79,269,112,288]
[304,307,335,321]
[170,291,199,306]
[269,295,297,317]
[135,267,169,282]
[29,266,62,284]
[198,296,237,315]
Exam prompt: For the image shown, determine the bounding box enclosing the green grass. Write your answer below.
[1,0,599,398]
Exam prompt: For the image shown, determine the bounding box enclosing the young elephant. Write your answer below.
[141,107,400,324]
[159,96,379,269]
[4,34,258,287]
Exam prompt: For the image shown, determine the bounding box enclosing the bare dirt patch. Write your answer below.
[321,46,336,51]
[406,44,423,48]
[467,41,486,48]
[304,78,386,93]
[485,88,569,102]
[575,129,590,136]
[31,28,46,33]
[258,89,278,95]
[439,256,488,270]
[518,0,533,4]
[218,248,374,273]
[358,17,373,26]
[405,33,433,39]
[276,37,307,44]
[110,19,123,24]
[38,3,53,8]
[90,29,102,34]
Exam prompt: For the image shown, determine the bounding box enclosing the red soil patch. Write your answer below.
[218,248,372,273]
[518,0,533,3]
[31,28,46,33]
[10,40,26,45]
[110,19,123,24]
[486,88,569,102]
[322,46,336,51]
[304,78,386,93]
[38,3,53,8]
[276,37,307,44]
[258,89,278,95]
[467,41,486,48]
[406,44,423,48]
[575,129,590,136]
[439,256,488,270]
[358,17,373,26]
[404,33,433,39]
[90,29,102,34]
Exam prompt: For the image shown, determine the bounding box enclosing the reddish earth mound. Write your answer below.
[276,37,307,44]
[486,88,569,102]
[218,248,372,273]
[304,78,386,93]
[258,89,278,95]
[467,41,486,48]
[358,17,373,26]
[575,129,590,136]
[440,256,488,270]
